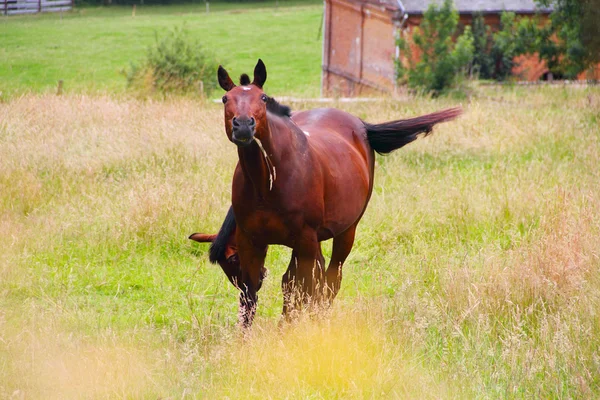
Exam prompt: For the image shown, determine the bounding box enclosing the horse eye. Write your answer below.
[261,94,268,103]
[222,96,228,104]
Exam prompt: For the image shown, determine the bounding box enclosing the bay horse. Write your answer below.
[190,59,461,328]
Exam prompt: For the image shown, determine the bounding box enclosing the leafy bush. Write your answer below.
[125,26,219,96]
[396,0,474,95]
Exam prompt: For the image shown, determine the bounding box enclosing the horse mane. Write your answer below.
[238,73,291,117]
[266,96,291,118]
[239,74,251,86]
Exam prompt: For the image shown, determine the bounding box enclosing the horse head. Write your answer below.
[218,59,268,147]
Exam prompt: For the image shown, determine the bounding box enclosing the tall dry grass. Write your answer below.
[1,87,599,398]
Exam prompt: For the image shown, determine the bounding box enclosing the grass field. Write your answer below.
[3,3,600,398]
[0,1,323,97]
[1,85,599,398]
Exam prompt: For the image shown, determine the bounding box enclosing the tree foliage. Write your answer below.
[471,12,493,79]
[471,12,526,81]
[396,0,474,94]
[533,0,600,78]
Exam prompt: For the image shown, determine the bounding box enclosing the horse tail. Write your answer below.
[364,107,462,155]
[189,233,218,243]
[188,206,236,264]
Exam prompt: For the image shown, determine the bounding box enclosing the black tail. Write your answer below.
[364,107,462,155]
[209,206,236,264]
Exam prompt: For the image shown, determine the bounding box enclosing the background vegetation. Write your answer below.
[397,0,600,94]
[0,1,323,98]
[396,0,474,95]
[124,25,219,96]
[535,0,600,78]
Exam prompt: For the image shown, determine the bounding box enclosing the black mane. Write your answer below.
[238,71,291,117]
[266,96,292,118]
[239,74,251,86]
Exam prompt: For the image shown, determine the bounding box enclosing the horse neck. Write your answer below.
[237,115,300,198]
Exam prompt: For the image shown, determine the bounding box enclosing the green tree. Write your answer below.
[471,12,494,79]
[535,0,600,78]
[490,12,519,81]
[396,0,474,94]
[471,12,530,81]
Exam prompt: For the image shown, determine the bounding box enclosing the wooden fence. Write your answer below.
[2,0,73,15]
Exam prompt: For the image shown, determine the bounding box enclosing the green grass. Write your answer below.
[1,86,599,398]
[0,1,323,97]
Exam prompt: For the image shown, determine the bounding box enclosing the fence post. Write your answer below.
[38,0,41,13]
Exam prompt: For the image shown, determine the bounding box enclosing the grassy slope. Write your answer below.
[0,1,323,97]
[1,87,599,398]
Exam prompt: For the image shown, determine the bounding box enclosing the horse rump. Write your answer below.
[364,107,462,155]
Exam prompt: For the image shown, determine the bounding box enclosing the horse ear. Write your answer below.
[252,59,267,88]
[218,65,236,91]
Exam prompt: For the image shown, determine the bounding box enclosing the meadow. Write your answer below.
[2,3,600,399]
[0,1,323,97]
[1,85,599,398]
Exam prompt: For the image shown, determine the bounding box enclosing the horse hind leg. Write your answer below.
[325,224,357,303]
[281,251,300,320]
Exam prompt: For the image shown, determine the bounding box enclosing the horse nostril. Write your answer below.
[249,117,256,126]
[232,117,239,127]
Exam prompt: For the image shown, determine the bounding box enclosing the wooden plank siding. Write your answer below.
[322,0,400,96]
[1,0,72,15]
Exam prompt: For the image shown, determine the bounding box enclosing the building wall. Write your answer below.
[322,0,397,96]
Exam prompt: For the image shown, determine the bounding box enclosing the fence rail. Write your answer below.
[2,0,73,15]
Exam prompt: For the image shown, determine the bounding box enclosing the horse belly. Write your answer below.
[321,150,372,236]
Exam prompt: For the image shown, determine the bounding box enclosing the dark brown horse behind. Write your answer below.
[191,59,462,328]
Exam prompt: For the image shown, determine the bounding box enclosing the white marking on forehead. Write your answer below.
[303,130,310,136]
[242,86,252,91]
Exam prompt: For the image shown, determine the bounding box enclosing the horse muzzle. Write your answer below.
[231,116,256,147]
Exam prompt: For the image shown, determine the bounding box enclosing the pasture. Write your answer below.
[1,86,599,398]
[0,1,323,97]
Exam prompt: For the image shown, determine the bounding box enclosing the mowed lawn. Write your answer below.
[0,1,323,97]
[1,87,599,398]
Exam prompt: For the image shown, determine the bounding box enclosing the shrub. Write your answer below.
[125,26,219,96]
[396,0,474,95]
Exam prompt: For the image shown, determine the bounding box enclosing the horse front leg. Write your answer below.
[236,231,267,329]
[281,230,325,320]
